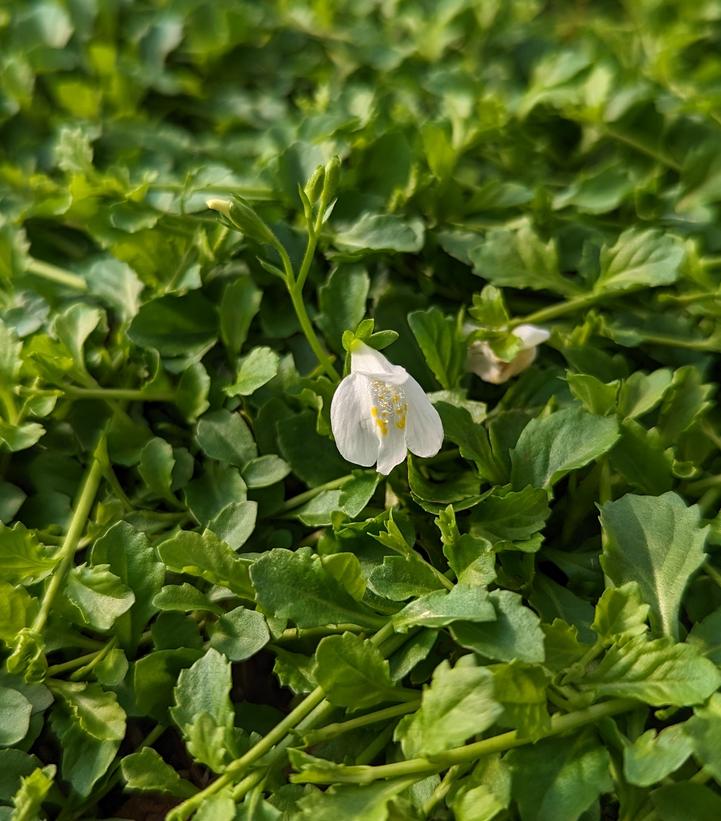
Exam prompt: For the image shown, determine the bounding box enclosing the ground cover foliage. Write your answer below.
[3,0,721,818]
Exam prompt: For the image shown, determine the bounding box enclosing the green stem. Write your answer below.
[276,475,354,513]
[302,701,420,745]
[704,562,721,592]
[422,764,463,817]
[602,126,681,172]
[274,623,365,643]
[288,283,339,381]
[355,722,396,765]
[31,435,106,634]
[511,292,604,327]
[292,698,637,785]
[46,647,108,677]
[18,385,174,402]
[25,258,88,291]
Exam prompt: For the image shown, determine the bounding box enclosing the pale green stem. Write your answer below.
[18,385,174,402]
[510,292,604,327]
[31,436,106,634]
[293,698,637,785]
[302,701,420,745]
[422,764,463,817]
[25,258,88,291]
[288,283,339,381]
[277,475,354,513]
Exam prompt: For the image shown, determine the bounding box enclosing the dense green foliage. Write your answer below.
[3,0,721,818]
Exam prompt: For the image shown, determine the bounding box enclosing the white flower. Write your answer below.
[330,341,444,475]
[467,324,550,384]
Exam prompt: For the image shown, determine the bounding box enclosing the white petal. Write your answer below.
[350,341,407,385]
[513,324,550,348]
[466,341,507,383]
[330,373,379,467]
[404,376,444,458]
[375,423,408,475]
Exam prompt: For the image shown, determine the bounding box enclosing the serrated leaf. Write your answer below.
[596,229,685,293]
[391,584,496,632]
[225,346,279,396]
[507,731,612,821]
[313,633,395,710]
[250,547,383,629]
[0,524,57,585]
[451,590,545,663]
[156,529,252,598]
[576,635,720,706]
[623,725,693,787]
[121,748,196,799]
[600,492,708,639]
[397,655,502,757]
[511,406,619,490]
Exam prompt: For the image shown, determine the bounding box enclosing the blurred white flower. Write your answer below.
[330,341,444,475]
[467,324,550,384]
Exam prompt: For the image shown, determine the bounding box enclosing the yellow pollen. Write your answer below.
[369,380,407,436]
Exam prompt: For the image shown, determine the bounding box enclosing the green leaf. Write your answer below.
[157,529,252,598]
[171,649,235,773]
[576,635,720,706]
[368,556,444,601]
[251,547,383,630]
[0,221,30,284]
[51,680,126,742]
[207,501,258,550]
[80,257,143,321]
[566,372,619,416]
[609,421,674,494]
[63,563,135,632]
[219,277,262,355]
[683,693,721,784]
[132,649,202,724]
[511,406,619,490]
[652,783,721,821]
[121,748,196,799]
[451,590,545,663]
[185,463,248,525]
[396,655,502,757]
[688,606,721,664]
[277,411,349,486]
[617,368,673,419]
[469,220,577,296]
[128,292,217,359]
[0,523,57,585]
[507,731,612,821]
[391,584,496,632]
[51,302,102,374]
[333,213,425,254]
[318,264,370,353]
[623,725,693,787]
[493,662,550,740]
[0,421,45,453]
[296,472,379,526]
[138,437,176,501]
[596,229,685,293]
[0,482,26,524]
[0,688,32,746]
[10,765,55,821]
[90,521,164,649]
[225,346,279,396]
[600,492,708,639]
[50,706,118,798]
[0,583,37,643]
[408,307,464,390]
[313,633,396,710]
[196,409,257,467]
[241,455,290,489]
[297,779,414,821]
[656,365,713,445]
[470,485,550,551]
[209,606,270,661]
[0,750,40,803]
[176,361,210,421]
[592,582,650,643]
[153,583,223,615]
